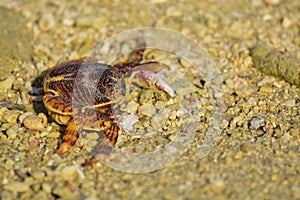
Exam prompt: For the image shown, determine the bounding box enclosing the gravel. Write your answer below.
[0,0,299,199]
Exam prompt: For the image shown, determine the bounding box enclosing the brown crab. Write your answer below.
[43,41,174,155]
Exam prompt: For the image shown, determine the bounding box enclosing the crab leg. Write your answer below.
[133,70,175,97]
[126,62,174,97]
[56,116,85,155]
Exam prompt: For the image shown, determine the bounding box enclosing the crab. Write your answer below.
[43,41,174,155]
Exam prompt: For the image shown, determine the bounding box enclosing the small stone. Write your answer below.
[62,18,75,26]
[257,76,276,86]
[175,86,195,96]
[46,131,61,139]
[168,134,179,142]
[76,16,106,29]
[6,125,18,139]
[280,99,295,107]
[150,115,162,130]
[31,171,45,179]
[42,183,52,193]
[40,131,49,137]
[33,191,48,199]
[230,116,244,128]
[151,0,167,4]
[265,0,280,6]
[60,165,85,180]
[282,17,292,28]
[166,7,182,17]
[213,91,224,99]
[5,159,15,169]
[234,151,243,159]
[169,111,177,120]
[263,14,272,21]
[1,123,12,131]
[3,110,21,124]
[39,13,55,31]
[124,100,139,113]
[38,113,48,127]
[249,117,265,130]
[224,78,234,89]
[23,115,45,130]
[138,103,156,117]
[234,77,247,90]
[154,101,165,110]
[3,181,30,192]
[85,132,99,140]
[0,75,15,91]
[0,131,7,141]
[120,114,139,131]
[259,86,273,94]
[18,112,33,123]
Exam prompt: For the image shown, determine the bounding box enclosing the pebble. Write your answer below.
[76,16,106,29]
[124,100,139,113]
[150,115,164,130]
[282,17,292,28]
[154,101,165,110]
[23,114,45,130]
[84,132,99,140]
[138,103,156,117]
[60,165,85,180]
[3,110,21,124]
[259,86,273,94]
[18,112,33,123]
[280,99,295,107]
[0,75,15,91]
[42,183,52,193]
[257,76,276,86]
[6,125,18,139]
[38,113,48,127]
[33,191,48,199]
[31,171,45,180]
[150,0,168,4]
[120,114,139,131]
[39,13,55,31]
[175,86,196,96]
[0,131,7,140]
[166,7,182,17]
[234,77,248,90]
[249,117,265,130]
[3,181,30,192]
[40,131,50,137]
[0,1,300,200]
[45,131,61,139]
[62,18,75,26]
[265,0,280,6]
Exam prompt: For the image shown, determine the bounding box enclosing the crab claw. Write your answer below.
[128,70,174,97]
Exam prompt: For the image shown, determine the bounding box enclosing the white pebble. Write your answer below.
[120,114,139,131]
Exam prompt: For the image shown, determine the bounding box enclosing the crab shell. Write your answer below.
[43,59,120,126]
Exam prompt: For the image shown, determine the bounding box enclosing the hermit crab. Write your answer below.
[43,41,174,154]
